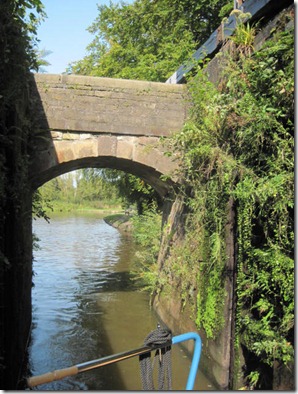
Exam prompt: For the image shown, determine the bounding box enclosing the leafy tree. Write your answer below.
[76,168,120,204]
[0,0,46,109]
[36,48,52,72]
[110,171,162,214]
[68,0,228,82]
[80,168,162,214]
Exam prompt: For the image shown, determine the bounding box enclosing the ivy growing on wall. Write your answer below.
[163,11,294,389]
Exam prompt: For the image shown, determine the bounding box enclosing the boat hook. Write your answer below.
[26,331,202,390]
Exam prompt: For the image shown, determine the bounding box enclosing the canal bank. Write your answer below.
[103,213,133,235]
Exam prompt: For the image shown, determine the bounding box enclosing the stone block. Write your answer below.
[116,136,134,160]
[97,135,117,156]
[72,140,98,159]
[54,140,75,163]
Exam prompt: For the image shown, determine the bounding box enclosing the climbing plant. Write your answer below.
[230,23,294,388]
[163,12,294,389]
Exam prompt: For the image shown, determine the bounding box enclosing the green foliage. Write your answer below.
[218,1,233,19]
[76,169,120,206]
[161,62,239,337]
[131,205,162,294]
[68,0,228,82]
[0,0,45,78]
[0,0,45,222]
[37,167,160,220]
[166,18,294,387]
[32,190,51,222]
[37,169,122,214]
[0,0,46,226]
[36,48,52,72]
[81,168,162,215]
[227,11,256,57]
[108,170,162,215]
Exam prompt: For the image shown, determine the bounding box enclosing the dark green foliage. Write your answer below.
[106,170,162,214]
[0,0,45,387]
[167,17,294,389]
[0,0,45,254]
[231,28,294,387]
[0,0,45,101]
[0,0,45,203]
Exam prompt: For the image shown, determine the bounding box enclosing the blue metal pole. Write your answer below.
[172,332,202,390]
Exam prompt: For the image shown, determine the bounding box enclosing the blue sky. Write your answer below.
[36,0,127,74]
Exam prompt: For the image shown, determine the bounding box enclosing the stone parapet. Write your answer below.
[31,74,188,137]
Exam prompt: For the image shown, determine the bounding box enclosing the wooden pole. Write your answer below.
[27,342,171,388]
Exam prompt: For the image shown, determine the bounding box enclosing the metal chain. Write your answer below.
[139,325,172,390]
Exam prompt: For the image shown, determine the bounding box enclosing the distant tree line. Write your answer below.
[38,169,162,214]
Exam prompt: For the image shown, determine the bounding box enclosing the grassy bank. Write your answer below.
[41,199,123,217]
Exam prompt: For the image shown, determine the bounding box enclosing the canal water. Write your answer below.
[28,214,215,390]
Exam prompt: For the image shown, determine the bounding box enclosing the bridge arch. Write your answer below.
[30,133,178,196]
[29,74,188,196]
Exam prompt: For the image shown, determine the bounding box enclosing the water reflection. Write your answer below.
[28,214,214,390]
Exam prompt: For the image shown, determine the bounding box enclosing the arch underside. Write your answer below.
[30,156,176,197]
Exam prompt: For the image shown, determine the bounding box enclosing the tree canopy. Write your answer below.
[68,0,230,81]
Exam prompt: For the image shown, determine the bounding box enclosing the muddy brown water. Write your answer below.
[27,214,215,390]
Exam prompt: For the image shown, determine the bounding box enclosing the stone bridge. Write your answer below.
[29,74,188,196]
